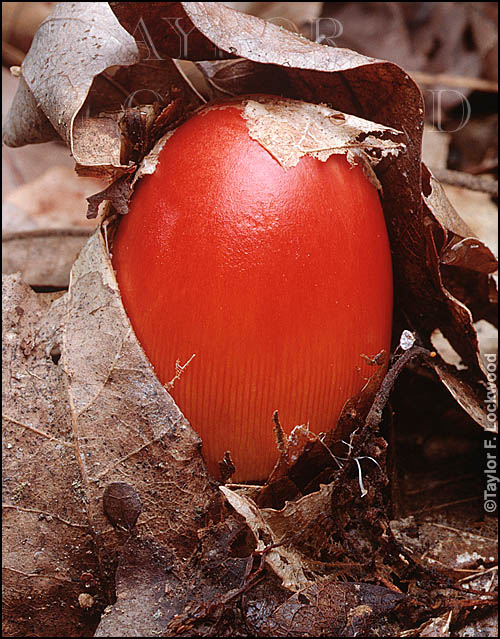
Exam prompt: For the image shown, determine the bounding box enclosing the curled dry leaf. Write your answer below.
[2,230,218,637]
[221,480,343,592]
[2,2,202,179]
[221,485,313,591]
[3,4,136,164]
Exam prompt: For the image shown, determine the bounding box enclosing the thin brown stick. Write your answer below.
[430,167,498,196]
[330,345,435,491]
[364,346,434,434]
[411,71,498,93]
[410,496,482,515]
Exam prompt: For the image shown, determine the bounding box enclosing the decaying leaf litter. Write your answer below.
[2,2,497,637]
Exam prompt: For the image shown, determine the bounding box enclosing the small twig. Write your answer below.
[364,346,435,434]
[410,496,482,515]
[410,71,498,93]
[405,474,476,495]
[330,345,435,493]
[427,523,498,543]
[430,167,498,196]
[458,565,498,584]
[442,595,498,608]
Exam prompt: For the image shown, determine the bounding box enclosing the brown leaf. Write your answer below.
[86,174,134,219]
[2,228,92,289]
[391,516,498,579]
[440,236,498,274]
[220,485,313,591]
[2,230,218,637]
[424,170,498,274]
[94,536,181,637]
[2,3,202,179]
[428,355,495,433]
[247,578,404,637]
[95,516,268,637]
[3,4,138,150]
[422,164,498,388]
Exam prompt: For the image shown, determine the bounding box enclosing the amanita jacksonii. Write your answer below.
[112,95,393,482]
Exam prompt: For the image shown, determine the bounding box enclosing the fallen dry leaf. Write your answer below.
[95,517,248,636]
[3,4,136,150]
[247,578,404,637]
[2,2,202,178]
[391,516,498,579]
[2,229,218,636]
[2,228,92,289]
[221,485,314,591]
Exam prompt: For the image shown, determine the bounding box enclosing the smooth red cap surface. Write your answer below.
[112,102,393,481]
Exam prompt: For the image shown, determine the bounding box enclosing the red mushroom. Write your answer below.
[112,96,393,482]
